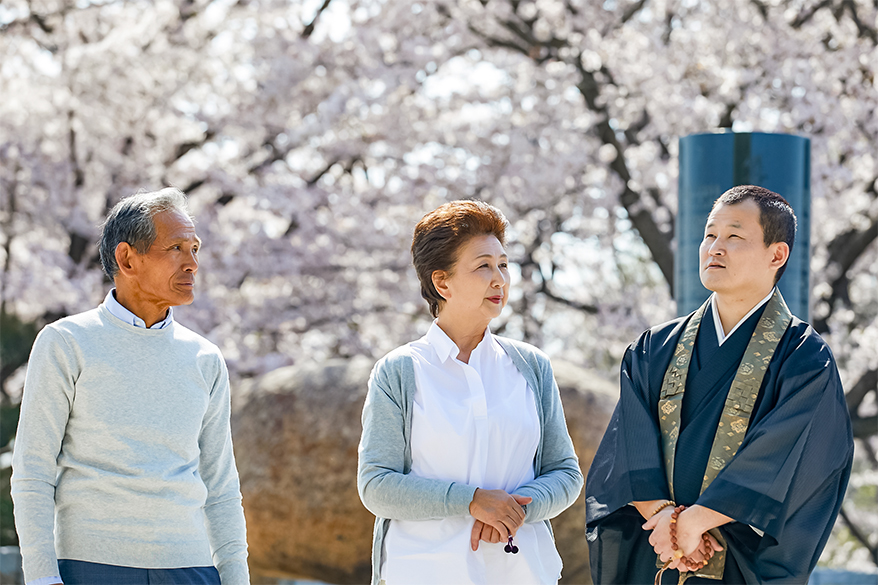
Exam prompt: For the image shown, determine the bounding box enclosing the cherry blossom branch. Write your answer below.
[537,281,598,314]
[790,0,834,29]
[813,206,878,333]
[841,0,878,44]
[846,368,878,441]
[839,505,878,565]
[847,369,877,417]
[463,9,676,291]
[302,0,333,39]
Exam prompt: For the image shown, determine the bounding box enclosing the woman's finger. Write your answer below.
[506,512,525,531]
[511,494,533,507]
[511,502,526,523]
[480,523,500,544]
[488,526,502,543]
[470,520,484,551]
[497,519,512,540]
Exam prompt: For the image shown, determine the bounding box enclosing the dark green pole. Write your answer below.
[677,132,810,319]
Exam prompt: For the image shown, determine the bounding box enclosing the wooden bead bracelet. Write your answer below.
[669,505,712,571]
[649,500,676,518]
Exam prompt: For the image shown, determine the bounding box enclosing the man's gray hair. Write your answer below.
[99,187,192,279]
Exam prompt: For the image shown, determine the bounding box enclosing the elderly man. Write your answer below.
[12,188,249,585]
[586,186,853,584]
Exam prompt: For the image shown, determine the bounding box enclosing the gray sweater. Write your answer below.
[11,304,249,584]
[357,336,583,585]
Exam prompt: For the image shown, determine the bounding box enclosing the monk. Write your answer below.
[585,185,853,584]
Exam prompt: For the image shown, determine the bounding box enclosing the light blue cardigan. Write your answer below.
[357,336,584,585]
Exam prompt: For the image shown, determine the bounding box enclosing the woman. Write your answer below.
[357,200,583,585]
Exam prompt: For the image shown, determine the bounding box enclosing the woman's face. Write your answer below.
[434,234,510,322]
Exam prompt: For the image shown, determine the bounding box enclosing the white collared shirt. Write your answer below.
[710,288,775,346]
[381,322,562,585]
[104,289,174,329]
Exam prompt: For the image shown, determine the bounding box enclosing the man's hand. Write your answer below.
[640,502,726,571]
[676,505,728,557]
[633,499,672,520]
[468,489,532,547]
[663,535,722,572]
[642,506,677,562]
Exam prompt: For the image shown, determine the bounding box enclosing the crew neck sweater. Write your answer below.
[11,304,249,584]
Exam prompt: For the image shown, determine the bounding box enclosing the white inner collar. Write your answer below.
[710,288,775,346]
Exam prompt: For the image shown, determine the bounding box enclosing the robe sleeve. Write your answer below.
[695,331,854,548]
[585,329,671,525]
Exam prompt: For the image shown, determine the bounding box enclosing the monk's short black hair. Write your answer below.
[714,185,796,284]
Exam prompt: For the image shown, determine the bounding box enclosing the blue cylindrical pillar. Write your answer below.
[677,131,810,319]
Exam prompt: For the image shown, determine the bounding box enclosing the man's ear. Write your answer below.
[432,269,450,301]
[769,242,790,273]
[115,242,138,277]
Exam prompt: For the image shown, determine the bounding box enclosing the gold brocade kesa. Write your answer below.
[655,290,792,584]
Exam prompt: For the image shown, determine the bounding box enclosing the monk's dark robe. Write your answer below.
[585,304,854,585]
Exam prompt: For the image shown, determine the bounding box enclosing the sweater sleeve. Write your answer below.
[357,355,477,520]
[11,326,76,583]
[513,354,584,523]
[199,356,250,585]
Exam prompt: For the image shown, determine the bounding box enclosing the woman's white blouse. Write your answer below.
[381,322,563,584]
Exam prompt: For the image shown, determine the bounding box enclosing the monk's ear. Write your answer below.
[114,242,138,278]
[768,242,790,273]
[432,269,450,301]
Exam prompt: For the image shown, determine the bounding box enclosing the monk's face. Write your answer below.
[699,199,787,298]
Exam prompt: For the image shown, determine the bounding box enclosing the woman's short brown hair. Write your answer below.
[411,200,508,318]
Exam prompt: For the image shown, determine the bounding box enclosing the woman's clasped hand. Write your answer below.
[468,488,532,551]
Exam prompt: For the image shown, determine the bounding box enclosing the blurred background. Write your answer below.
[0,0,876,582]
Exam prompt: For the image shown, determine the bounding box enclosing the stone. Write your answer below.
[232,356,618,584]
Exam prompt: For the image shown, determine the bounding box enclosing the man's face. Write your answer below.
[699,199,779,297]
[130,209,200,309]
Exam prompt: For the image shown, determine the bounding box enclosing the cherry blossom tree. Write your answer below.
[1,0,875,567]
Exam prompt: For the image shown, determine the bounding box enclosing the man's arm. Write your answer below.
[199,356,249,585]
[633,500,731,547]
[631,499,671,520]
[585,335,672,527]
[694,334,852,541]
[11,327,77,584]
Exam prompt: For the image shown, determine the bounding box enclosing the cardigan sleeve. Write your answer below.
[357,351,477,520]
[503,344,584,523]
